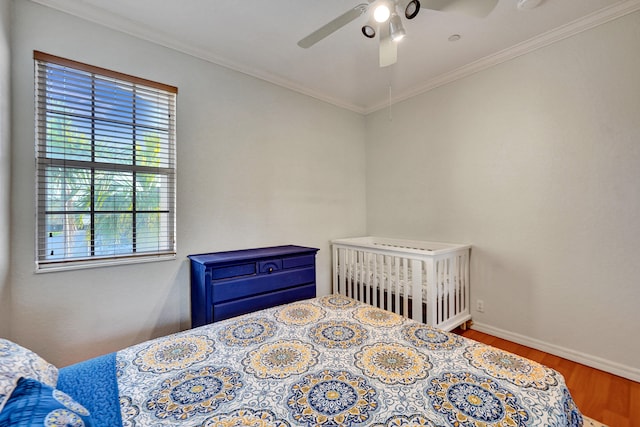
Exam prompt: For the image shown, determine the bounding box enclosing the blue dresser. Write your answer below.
[188,245,319,327]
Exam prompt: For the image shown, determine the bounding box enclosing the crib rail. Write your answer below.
[332,237,471,331]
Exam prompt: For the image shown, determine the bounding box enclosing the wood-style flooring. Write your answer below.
[453,328,640,427]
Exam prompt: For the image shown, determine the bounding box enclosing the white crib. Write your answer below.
[331,236,471,331]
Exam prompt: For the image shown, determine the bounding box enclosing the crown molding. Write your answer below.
[28,0,640,116]
[27,0,368,114]
[364,0,640,114]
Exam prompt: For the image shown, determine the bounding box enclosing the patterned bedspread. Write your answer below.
[116,295,582,426]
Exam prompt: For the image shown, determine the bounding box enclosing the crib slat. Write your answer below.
[454,255,460,315]
[357,251,367,302]
[372,254,378,308]
[385,255,392,312]
[364,251,368,303]
[449,258,455,317]
[402,259,409,317]
[394,256,401,316]
[366,251,370,303]
[442,259,448,322]
[426,257,437,327]
[342,248,347,297]
[463,252,470,313]
[411,258,422,322]
[334,246,340,294]
[347,248,354,298]
[349,249,355,299]
[436,259,441,323]
[457,255,463,315]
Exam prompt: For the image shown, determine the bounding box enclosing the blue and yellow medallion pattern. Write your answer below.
[402,324,464,351]
[355,342,431,385]
[426,372,530,427]
[199,408,291,427]
[464,344,558,390]
[114,295,582,426]
[145,366,242,420]
[353,306,404,327]
[218,318,277,347]
[287,369,378,425]
[133,335,214,373]
[318,294,358,309]
[276,303,326,325]
[242,339,318,379]
[309,320,368,349]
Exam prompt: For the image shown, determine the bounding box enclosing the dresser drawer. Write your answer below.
[189,245,319,328]
[283,254,315,269]
[258,259,282,274]
[211,262,256,280]
[212,267,315,303]
[213,284,316,322]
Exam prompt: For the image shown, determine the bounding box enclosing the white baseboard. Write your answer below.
[471,322,640,383]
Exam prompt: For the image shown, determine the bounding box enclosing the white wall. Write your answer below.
[366,12,640,379]
[9,1,366,366]
[0,0,11,337]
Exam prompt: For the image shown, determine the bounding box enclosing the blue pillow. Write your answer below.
[0,377,93,426]
[0,339,58,413]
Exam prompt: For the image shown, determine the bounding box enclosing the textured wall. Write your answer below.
[365,12,640,379]
[9,1,366,366]
[0,0,11,337]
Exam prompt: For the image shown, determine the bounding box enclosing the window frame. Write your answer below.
[34,51,178,272]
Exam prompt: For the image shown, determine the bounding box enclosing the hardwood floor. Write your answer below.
[453,328,640,427]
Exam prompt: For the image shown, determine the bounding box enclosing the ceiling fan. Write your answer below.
[297,0,499,67]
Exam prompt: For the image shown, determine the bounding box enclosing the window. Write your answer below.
[34,51,177,271]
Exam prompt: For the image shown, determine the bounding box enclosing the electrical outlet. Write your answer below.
[476,299,484,313]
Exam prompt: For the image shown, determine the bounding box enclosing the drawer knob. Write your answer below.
[268,267,274,273]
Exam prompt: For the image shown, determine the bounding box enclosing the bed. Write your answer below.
[1,295,583,426]
[332,236,472,331]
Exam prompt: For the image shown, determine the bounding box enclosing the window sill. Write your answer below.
[35,253,177,274]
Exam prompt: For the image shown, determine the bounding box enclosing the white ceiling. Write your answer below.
[30,0,640,113]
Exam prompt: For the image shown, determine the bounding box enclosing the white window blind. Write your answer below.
[34,51,177,270]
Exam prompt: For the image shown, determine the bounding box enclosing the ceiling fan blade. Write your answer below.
[379,24,397,67]
[298,3,369,48]
[420,0,498,17]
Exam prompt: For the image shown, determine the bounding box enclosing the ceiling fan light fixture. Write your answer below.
[373,4,391,22]
[389,13,406,42]
[405,0,421,19]
[362,25,376,38]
